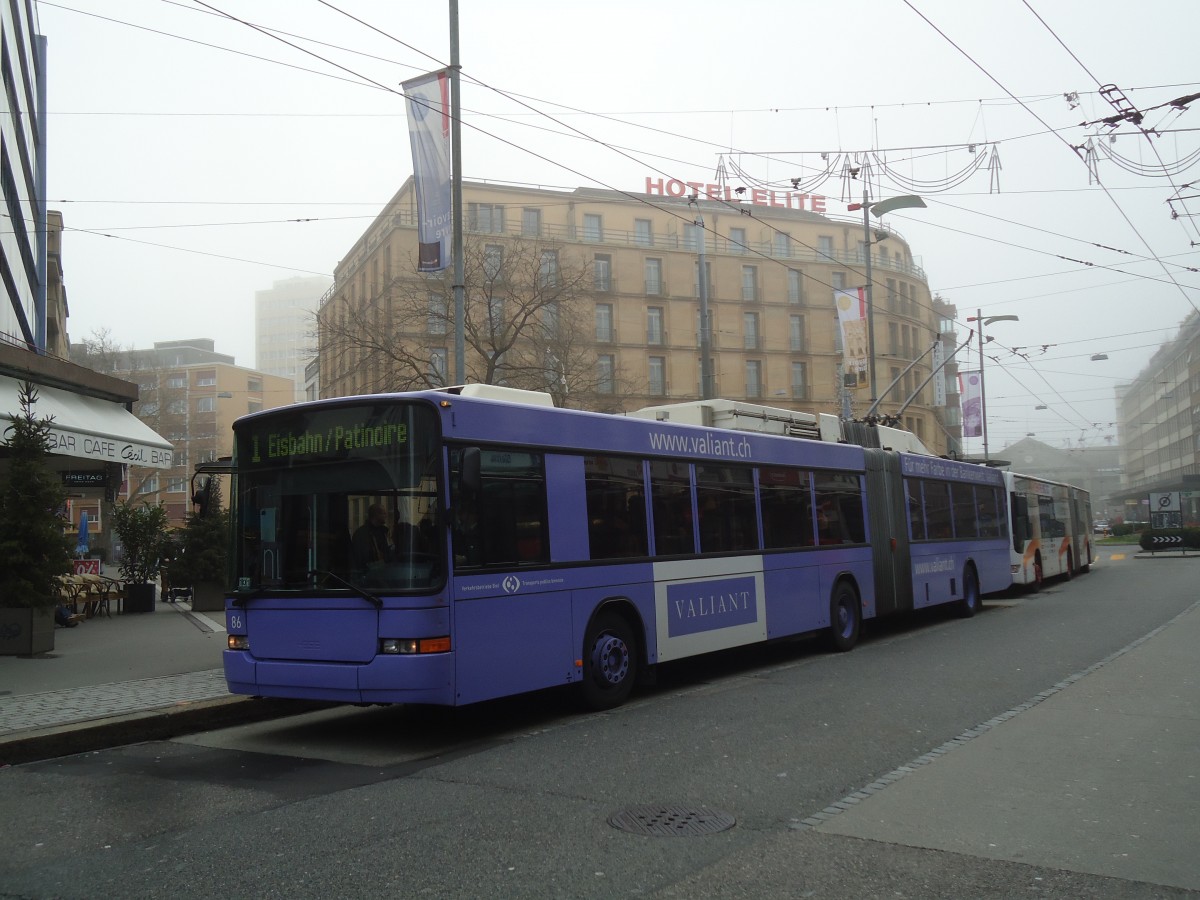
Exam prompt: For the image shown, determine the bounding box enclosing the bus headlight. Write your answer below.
[228,635,249,651]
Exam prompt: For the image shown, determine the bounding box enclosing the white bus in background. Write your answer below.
[1005,472,1093,589]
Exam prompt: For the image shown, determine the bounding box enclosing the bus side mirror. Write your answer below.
[460,447,481,495]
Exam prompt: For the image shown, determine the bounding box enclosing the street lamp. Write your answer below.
[965,310,1019,463]
[847,193,927,404]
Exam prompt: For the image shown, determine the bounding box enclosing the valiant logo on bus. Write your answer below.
[666,576,758,637]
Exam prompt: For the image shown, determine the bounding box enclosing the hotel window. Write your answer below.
[644,258,663,295]
[745,360,763,399]
[684,222,703,251]
[168,399,186,414]
[543,301,560,336]
[817,235,834,259]
[831,272,847,291]
[197,396,215,413]
[247,377,262,392]
[521,207,541,237]
[791,362,809,400]
[430,348,448,383]
[140,401,160,416]
[484,244,504,280]
[469,203,505,233]
[743,312,760,350]
[648,356,666,396]
[741,265,759,302]
[166,375,186,389]
[428,292,448,334]
[774,232,792,257]
[788,269,804,304]
[634,219,653,247]
[647,306,664,345]
[593,254,612,292]
[487,294,505,334]
[888,321,899,355]
[248,400,262,414]
[196,372,216,387]
[140,475,159,494]
[583,213,603,242]
[887,278,898,311]
[168,476,187,493]
[729,226,747,254]
[790,315,806,352]
[595,303,614,342]
[539,250,559,288]
[597,354,615,393]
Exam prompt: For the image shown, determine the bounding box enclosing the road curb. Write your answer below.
[0,696,332,767]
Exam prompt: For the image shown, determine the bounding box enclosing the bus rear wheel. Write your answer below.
[825,581,861,653]
[581,612,638,710]
[957,565,981,618]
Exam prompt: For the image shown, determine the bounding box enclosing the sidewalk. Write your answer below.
[0,596,319,765]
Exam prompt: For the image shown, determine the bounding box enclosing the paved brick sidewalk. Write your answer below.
[0,668,229,737]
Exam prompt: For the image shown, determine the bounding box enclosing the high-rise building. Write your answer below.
[2,11,172,568]
[318,178,958,455]
[255,276,330,403]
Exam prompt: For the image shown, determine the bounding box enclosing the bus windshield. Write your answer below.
[232,400,442,593]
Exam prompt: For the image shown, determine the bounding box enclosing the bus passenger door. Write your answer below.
[864,450,911,616]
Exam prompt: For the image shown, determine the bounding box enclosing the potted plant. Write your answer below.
[0,382,73,654]
[170,476,229,612]
[110,498,170,613]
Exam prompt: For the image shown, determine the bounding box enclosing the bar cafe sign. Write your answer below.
[644,176,828,214]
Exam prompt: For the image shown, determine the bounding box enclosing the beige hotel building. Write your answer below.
[319,177,959,457]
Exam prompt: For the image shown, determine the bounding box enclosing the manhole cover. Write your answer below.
[608,805,736,836]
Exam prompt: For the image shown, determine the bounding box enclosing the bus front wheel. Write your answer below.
[825,581,861,653]
[582,612,638,710]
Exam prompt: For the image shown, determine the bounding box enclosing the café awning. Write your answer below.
[0,376,174,469]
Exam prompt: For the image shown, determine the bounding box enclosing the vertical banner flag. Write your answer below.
[960,370,983,437]
[403,70,452,272]
[834,288,869,383]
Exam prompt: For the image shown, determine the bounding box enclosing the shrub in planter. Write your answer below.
[0,383,73,653]
[110,500,170,612]
[171,477,229,612]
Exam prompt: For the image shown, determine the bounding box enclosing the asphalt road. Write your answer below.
[1,552,1197,899]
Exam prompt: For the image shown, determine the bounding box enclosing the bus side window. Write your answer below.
[649,459,694,556]
[906,479,926,541]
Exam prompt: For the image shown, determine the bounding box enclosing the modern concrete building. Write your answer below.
[1113,312,1200,524]
[255,275,330,403]
[318,178,958,455]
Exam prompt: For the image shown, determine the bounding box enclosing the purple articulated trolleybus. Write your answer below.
[223,385,1010,710]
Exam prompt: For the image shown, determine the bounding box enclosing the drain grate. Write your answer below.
[608,804,736,836]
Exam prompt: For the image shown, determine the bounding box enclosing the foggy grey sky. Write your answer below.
[38,0,1200,452]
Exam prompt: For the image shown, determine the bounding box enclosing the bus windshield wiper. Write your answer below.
[309,569,382,607]
[230,586,269,608]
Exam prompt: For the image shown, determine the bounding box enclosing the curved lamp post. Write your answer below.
[848,193,927,404]
[966,310,1019,463]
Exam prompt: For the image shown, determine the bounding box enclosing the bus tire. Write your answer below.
[581,611,638,710]
[957,565,981,618]
[824,580,861,653]
[1030,554,1043,593]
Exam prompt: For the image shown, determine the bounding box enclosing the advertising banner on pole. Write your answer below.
[960,370,982,437]
[403,69,452,272]
[834,288,868,382]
